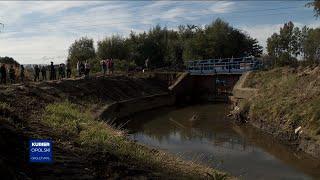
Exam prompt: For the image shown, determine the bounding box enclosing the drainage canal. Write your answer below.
[126,103,320,179]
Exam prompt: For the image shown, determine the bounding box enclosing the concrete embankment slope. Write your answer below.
[232,68,320,158]
[232,71,257,100]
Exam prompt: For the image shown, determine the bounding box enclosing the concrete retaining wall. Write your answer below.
[99,93,175,121]
[231,72,257,100]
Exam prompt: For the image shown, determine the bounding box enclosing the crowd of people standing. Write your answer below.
[76,60,91,78]
[100,58,114,76]
[0,58,117,85]
[0,64,23,84]
[0,61,74,84]
[32,62,73,82]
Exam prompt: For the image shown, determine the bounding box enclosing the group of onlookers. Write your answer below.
[76,61,91,78]
[33,62,72,82]
[0,58,116,85]
[0,61,74,84]
[100,58,114,76]
[0,64,24,84]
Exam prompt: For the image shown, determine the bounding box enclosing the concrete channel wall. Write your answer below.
[97,71,246,122]
[99,93,175,121]
[231,71,257,100]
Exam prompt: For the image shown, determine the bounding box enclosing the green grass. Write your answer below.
[42,101,228,179]
[243,67,320,140]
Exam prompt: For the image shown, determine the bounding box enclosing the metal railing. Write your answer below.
[186,56,260,75]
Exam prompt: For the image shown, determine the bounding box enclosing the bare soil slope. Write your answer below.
[0,76,169,179]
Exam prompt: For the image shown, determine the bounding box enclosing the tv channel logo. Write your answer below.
[29,139,52,163]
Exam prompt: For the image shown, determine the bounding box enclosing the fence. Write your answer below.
[186,56,260,75]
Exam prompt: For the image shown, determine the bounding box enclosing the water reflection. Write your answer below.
[127,104,320,179]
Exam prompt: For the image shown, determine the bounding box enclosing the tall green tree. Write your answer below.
[97,35,129,60]
[0,56,19,66]
[68,37,95,67]
[267,22,301,66]
[67,19,263,70]
[302,28,320,63]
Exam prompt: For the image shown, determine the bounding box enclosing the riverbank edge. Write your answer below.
[96,93,175,121]
[230,71,320,159]
[0,75,231,179]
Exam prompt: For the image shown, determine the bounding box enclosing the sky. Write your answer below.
[0,0,318,64]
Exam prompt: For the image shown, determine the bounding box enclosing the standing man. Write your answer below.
[58,64,63,80]
[66,63,72,78]
[50,62,55,80]
[109,58,114,75]
[0,64,6,84]
[34,65,40,82]
[20,65,25,82]
[41,65,47,81]
[77,61,80,76]
[80,61,85,76]
[101,59,107,76]
[84,61,90,78]
[144,58,149,72]
[9,65,15,84]
[62,64,66,79]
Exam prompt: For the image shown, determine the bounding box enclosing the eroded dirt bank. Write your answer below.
[231,68,320,159]
[0,75,228,179]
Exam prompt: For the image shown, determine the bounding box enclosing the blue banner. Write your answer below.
[29,139,53,163]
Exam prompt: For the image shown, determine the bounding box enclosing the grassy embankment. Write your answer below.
[42,101,228,179]
[240,67,320,155]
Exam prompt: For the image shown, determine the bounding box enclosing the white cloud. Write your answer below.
[0,1,317,63]
[0,1,103,24]
[239,21,320,53]
[208,1,235,14]
[240,23,283,50]
[0,35,75,64]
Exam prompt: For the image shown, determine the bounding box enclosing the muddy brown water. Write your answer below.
[127,104,320,180]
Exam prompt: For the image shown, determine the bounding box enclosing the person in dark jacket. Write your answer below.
[66,63,72,78]
[50,62,55,80]
[41,66,47,81]
[20,65,25,82]
[34,65,40,82]
[58,64,63,80]
[79,61,85,76]
[0,64,7,84]
[9,65,15,84]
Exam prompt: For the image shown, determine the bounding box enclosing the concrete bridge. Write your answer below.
[154,57,260,102]
[186,56,260,75]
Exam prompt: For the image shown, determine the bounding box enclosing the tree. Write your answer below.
[267,22,301,66]
[68,37,95,67]
[302,28,320,63]
[0,56,19,66]
[189,18,262,59]
[67,19,263,70]
[306,0,320,17]
[97,35,129,60]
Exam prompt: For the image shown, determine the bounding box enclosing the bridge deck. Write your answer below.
[186,56,259,75]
